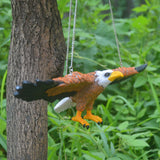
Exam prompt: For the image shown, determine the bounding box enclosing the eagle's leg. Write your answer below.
[84,110,103,124]
[72,111,89,128]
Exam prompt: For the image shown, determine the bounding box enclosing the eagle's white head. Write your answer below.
[95,69,124,88]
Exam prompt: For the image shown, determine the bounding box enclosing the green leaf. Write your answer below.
[48,133,60,160]
[134,76,147,88]
[132,15,149,32]
[152,44,160,52]
[82,150,105,160]
[148,75,160,113]
[117,133,149,148]
[97,93,106,101]
[124,116,136,121]
[118,121,129,131]
[64,132,94,143]
[151,77,160,86]
[48,133,55,146]
[110,142,115,155]
[108,157,121,160]
[48,144,60,160]
[0,36,10,48]
[146,66,157,71]
[154,135,160,148]
[115,95,135,113]
[79,46,98,58]
[95,35,115,47]
[133,4,149,13]
[0,134,7,152]
[1,70,7,111]
[116,153,133,160]
[158,150,160,158]
[0,117,6,135]
[76,28,93,39]
[115,21,131,36]
[137,108,147,119]
[127,139,149,147]
[99,129,110,156]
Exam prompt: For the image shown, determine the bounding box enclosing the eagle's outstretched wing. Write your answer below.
[14,72,95,102]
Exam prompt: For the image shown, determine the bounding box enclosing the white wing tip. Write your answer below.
[54,97,76,113]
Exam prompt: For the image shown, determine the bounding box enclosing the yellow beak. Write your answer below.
[108,71,124,82]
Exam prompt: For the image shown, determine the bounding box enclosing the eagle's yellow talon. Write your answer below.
[71,111,89,127]
[84,110,103,123]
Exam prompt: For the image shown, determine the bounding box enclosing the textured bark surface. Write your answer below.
[7,0,66,159]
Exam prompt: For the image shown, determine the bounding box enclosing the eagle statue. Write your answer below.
[14,64,147,128]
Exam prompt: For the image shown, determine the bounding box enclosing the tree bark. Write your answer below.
[6,0,66,159]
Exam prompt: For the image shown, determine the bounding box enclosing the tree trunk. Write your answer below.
[6,0,66,159]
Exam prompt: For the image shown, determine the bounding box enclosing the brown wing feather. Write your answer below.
[46,71,95,97]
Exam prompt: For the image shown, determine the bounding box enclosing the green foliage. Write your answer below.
[53,0,160,159]
[47,101,159,159]
[0,0,11,159]
[0,0,11,82]
[1,0,160,159]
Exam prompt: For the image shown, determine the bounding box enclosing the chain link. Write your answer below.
[66,0,72,75]
[109,0,123,67]
[69,0,78,74]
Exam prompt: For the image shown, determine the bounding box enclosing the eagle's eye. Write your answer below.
[104,72,111,77]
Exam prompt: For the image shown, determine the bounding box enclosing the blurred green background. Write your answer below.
[0,0,160,159]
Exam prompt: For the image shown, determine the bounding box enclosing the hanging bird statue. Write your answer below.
[14,64,147,128]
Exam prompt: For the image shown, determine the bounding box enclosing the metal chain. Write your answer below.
[66,0,72,75]
[109,0,123,67]
[69,0,78,74]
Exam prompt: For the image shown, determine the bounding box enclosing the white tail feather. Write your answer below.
[54,97,76,113]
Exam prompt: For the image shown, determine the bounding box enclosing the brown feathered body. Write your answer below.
[46,71,104,111]
[14,64,147,127]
